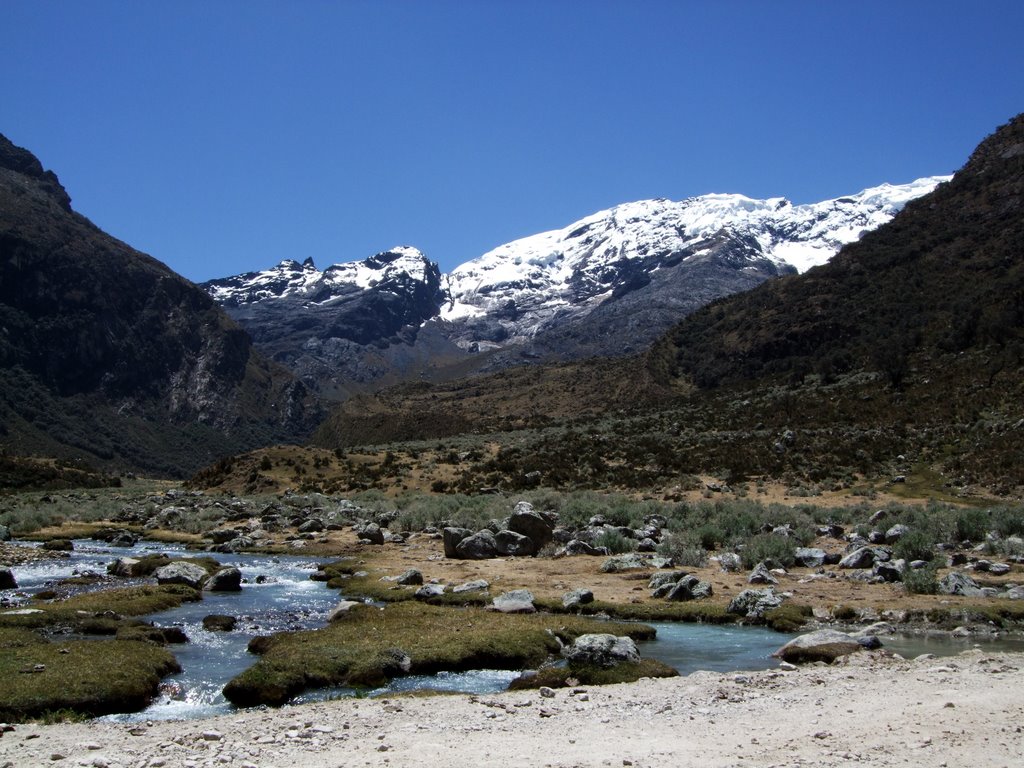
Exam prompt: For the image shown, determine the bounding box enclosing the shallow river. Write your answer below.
[4,539,1023,721]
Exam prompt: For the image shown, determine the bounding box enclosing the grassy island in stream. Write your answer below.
[0,627,180,722]
[223,601,657,707]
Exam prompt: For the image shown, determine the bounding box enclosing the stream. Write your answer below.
[4,538,1024,721]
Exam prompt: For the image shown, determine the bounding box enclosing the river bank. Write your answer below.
[1,649,1021,768]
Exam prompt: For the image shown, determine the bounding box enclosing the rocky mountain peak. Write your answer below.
[0,134,72,211]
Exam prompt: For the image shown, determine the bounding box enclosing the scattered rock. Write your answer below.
[414,584,446,600]
[885,524,910,544]
[204,567,242,592]
[327,600,363,621]
[727,588,784,619]
[838,547,878,569]
[153,562,208,590]
[0,568,16,590]
[793,548,827,568]
[354,523,385,545]
[396,569,424,586]
[455,530,499,560]
[507,501,554,551]
[717,553,742,572]
[938,571,984,597]
[562,588,594,608]
[202,614,237,632]
[452,579,490,593]
[773,630,864,664]
[562,633,640,668]
[600,553,647,573]
[747,562,778,585]
[495,529,535,556]
[561,540,609,557]
[491,589,535,614]
[442,527,472,558]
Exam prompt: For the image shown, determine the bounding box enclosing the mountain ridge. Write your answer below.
[203,177,946,394]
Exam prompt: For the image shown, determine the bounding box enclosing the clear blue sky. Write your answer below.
[3,1,1022,281]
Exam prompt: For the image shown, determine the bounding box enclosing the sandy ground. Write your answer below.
[2,650,1022,768]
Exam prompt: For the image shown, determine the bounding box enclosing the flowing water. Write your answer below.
[3,539,1022,721]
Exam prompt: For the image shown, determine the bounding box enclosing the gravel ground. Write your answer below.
[2,649,1022,768]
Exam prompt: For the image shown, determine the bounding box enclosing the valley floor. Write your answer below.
[2,649,1021,768]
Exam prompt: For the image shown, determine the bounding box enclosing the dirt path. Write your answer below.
[3,649,1022,768]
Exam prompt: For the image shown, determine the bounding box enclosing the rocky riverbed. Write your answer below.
[1,649,1021,768]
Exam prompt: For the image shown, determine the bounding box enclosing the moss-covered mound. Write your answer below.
[223,601,655,707]
[0,627,180,721]
[0,584,201,631]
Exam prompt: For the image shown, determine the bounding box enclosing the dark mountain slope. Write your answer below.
[0,134,321,477]
[651,114,1024,389]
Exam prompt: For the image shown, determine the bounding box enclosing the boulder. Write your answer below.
[794,547,827,568]
[0,524,10,542]
[491,589,535,614]
[0,568,16,590]
[354,523,385,545]
[495,529,535,556]
[600,553,647,573]
[202,614,237,632]
[747,562,778,585]
[562,540,609,557]
[452,579,490,593]
[562,633,640,668]
[666,575,713,601]
[938,571,984,597]
[649,571,689,591]
[396,569,424,586]
[636,537,658,552]
[297,519,324,534]
[562,588,595,608]
[717,552,742,572]
[154,562,208,590]
[455,530,499,560]
[838,546,877,569]
[443,527,472,558]
[204,567,242,592]
[873,559,905,583]
[727,588,784,619]
[989,563,1012,576]
[109,557,145,578]
[773,630,863,664]
[414,584,446,600]
[885,524,910,544]
[327,600,363,621]
[507,501,554,550]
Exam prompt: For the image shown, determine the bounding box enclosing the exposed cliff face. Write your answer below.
[0,134,321,477]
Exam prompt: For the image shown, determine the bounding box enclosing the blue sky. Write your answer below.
[3,1,1022,281]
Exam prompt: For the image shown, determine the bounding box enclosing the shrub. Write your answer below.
[657,533,707,567]
[903,565,939,595]
[892,530,937,562]
[992,507,1024,538]
[740,533,796,569]
[954,508,988,542]
[595,529,635,554]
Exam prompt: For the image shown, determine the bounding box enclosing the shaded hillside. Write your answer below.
[0,134,321,477]
[651,114,1024,389]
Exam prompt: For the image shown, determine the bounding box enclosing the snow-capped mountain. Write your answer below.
[202,176,948,396]
[441,177,949,352]
[201,248,451,399]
